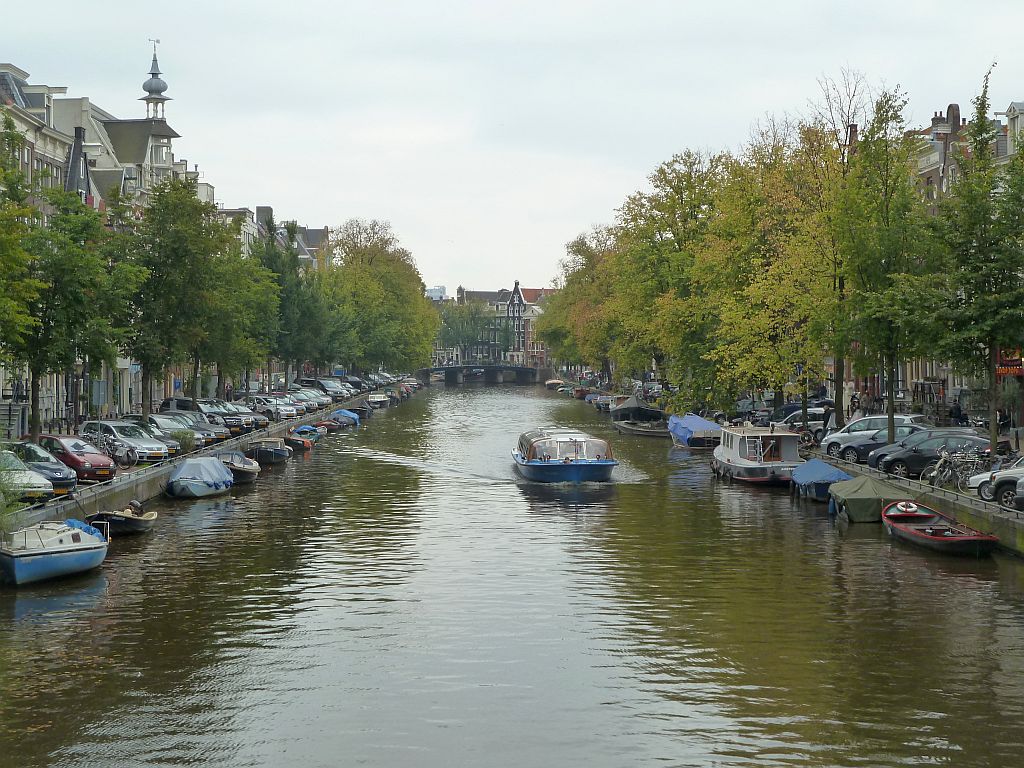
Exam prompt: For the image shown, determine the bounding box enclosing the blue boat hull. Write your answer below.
[0,544,107,586]
[512,452,616,483]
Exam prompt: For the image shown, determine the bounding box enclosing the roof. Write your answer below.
[102,118,180,164]
[89,169,125,200]
[520,287,555,303]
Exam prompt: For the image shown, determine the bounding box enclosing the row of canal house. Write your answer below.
[427,282,556,369]
[0,52,328,439]
[824,101,1024,424]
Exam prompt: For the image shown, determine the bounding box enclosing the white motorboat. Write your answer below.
[711,425,804,485]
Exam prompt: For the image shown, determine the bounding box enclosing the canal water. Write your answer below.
[3,385,1024,767]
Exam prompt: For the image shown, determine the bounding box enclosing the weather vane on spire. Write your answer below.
[149,38,160,54]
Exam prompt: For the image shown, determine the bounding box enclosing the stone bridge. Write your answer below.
[416,364,551,386]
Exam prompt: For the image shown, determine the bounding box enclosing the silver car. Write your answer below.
[0,449,54,501]
[821,414,930,459]
[80,421,170,462]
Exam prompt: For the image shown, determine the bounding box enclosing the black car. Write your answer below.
[835,423,928,463]
[160,397,249,435]
[866,427,976,469]
[877,433,991,478]
[2,440,78,497]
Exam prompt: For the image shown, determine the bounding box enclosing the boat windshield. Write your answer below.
[527,438,612,461]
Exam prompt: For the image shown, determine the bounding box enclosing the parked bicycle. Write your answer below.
[921,448,985,493]
[96,433,139,470]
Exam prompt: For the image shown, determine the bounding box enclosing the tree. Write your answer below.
[935,68,1024,447]
[0,110,41,348]
[439,300,491,363]
[4,189,141,440]
[837,89,940,442]
[131,177,233,413]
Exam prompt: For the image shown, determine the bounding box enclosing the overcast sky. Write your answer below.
[7,0,1024,291]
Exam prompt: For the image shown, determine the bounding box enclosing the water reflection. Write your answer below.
[1,385,1024,767]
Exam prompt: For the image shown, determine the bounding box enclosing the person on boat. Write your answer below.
[121,500,144,517]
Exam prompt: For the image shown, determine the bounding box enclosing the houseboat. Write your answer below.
[711,425,804,484]
[512,428,618,483]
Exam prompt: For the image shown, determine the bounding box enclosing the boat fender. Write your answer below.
[895,501,918,513]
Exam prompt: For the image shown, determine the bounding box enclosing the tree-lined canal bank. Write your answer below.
[3,384,1024,767]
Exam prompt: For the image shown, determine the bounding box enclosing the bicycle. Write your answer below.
[922,449,983,493]
[96,433,139,470]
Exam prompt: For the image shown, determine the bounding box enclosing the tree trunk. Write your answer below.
[29,367,41,443]
[887,352,897,444]
[191,354,201,408]
[216,363,224,399]
[141,364,153,415]
[990,340,1000,450]
[834,353,846,428]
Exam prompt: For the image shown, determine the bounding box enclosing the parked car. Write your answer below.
[819,417,933,448]
[290,386,333,408]
[220,401,270,429]
[877,433,991,478]
[0,449,53,501]
[828,423,928,464]
[36,434,117,482]
[299,377,350,402]
[80,421,170,462]
[1011,475,1024,514]
[124,413,218,447]
[270,391,309,415]
[2,441,78,496]
[822,414,931,458]
[772,407,828,439]
[865,427,976,469]
[162,410,231,441]
[966,454,1024,505]
[287,389,325,411]
[160,397,251,435]
[124,421,182,456]
[246,395,297,421]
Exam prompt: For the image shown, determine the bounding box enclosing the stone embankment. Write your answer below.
[13,399,367,527]
[817,452,1024,556]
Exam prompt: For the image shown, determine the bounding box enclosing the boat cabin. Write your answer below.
[517,429,614,462]
[719,426,801,463]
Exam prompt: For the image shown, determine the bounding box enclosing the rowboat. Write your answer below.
[881,501,998,556]
[545,379,564,390]
[613,420,671,439]
[86,500,157,534]
[512,428,618,483]
[245,437,292,465]
[212,450,262,483]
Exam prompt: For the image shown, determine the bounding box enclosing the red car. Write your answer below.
[37,434,117,482]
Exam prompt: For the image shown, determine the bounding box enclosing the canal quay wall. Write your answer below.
[13,400,368,528]
[817,453,1024,557]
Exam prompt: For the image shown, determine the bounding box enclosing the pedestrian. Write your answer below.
[998,408,1011,433]
[950,399,963,426]
[849,392,859,418]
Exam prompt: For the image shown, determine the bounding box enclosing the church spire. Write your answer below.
[140,39,171,118]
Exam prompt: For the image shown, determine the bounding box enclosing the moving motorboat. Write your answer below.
[512,428,618,483]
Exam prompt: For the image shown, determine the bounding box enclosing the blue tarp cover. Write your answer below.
[330,408,360,426]
[169,457,234,488]
[667,413,722,445]
[791,458,852,487]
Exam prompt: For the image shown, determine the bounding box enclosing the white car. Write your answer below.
[0,449,54,502]
[771,408,828,439]
[821,414,930,459]
[247,395,297,420]
[966,455,1024,504]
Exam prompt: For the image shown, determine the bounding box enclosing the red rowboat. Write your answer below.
[881,501,998,557]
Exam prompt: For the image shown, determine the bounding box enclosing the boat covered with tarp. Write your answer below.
[330,408,360,426]
[668,413,722,449]
[828,475,915,523]
[512,428,618,483]
[791,459,852,502]
[166,457,234,498]
[610,395,664,423]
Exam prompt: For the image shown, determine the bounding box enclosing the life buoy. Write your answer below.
[895,501,919,513]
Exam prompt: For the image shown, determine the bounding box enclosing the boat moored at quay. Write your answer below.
[711,425,804,484]
[512,428,618,483]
